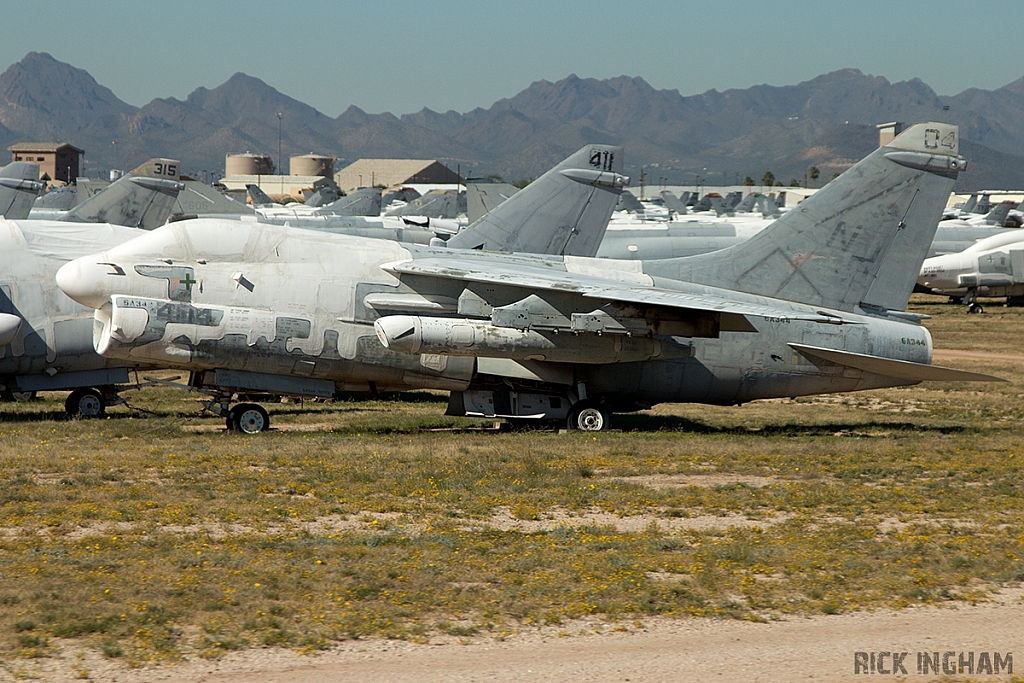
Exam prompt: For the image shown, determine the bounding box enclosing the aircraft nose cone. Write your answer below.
[56,258,114,310]
[0,312,22,346]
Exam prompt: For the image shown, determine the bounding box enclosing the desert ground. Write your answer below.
[1,297,1022,682]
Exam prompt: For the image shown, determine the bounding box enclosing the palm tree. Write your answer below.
[761,171,775,189]
[808,166,820,187]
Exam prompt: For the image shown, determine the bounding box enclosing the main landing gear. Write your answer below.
[225,403,270,434]
[963,289,984,314]
[64,386,126,418]
[566,400,610,432]
[138,374,275,434]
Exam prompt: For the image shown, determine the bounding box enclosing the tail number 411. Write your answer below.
[589,149,615,171]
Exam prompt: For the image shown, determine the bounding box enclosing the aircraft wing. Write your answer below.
[789,344,1006,382]
[385,257,845,324]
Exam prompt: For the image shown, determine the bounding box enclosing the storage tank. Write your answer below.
[225,153,273,176]
[290,153,334,177]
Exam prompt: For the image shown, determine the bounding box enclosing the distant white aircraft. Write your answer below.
[918,229,1024,313]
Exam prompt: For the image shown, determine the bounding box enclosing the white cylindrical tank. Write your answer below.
[225,153,272,176]
[290,154,334,177]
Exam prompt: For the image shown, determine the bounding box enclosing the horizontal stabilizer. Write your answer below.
[789,343,1006,382]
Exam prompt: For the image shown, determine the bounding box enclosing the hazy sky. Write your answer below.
[2,1,1019,116]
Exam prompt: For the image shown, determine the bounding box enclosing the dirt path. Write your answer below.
[21,590,1023,683]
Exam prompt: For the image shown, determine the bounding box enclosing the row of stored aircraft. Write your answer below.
[0,123,1006,431]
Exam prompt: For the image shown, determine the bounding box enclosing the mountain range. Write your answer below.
[1,52,1022,192]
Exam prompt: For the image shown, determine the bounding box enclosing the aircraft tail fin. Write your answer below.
[386,191,460,218]
[961,193,977,214]
[615,191,644,213]
[757,195,781,218]
[734,193,757,213]
[709,195,733,217]
[317,187,382,216]
[246,184,276,208]
[445,145,628,256]
[775,191,787,208]
[62,158,184,229]
[692,194,714,212]
[173,180,254,216]
[466,182,519,223]
[303,187,340,207]
[659,190,688,214]
[644,123,965,314]
[982,201,1013,226]
[975,193,992,214]
[0,162,43,219]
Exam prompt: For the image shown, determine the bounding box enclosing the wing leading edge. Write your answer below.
[385,257,853,325]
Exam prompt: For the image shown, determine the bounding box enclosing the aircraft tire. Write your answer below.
[231,403,270,434]
[567,402,610,432]
[65,388,105,418]
[968,303,984,314]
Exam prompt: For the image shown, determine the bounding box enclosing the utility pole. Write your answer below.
[276,111,284,192]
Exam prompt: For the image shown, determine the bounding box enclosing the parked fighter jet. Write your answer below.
[58,125,998,433]
[0,163,44,219]
[53,145,627,429]
[0,160,185,411]
[918,230,1024,312]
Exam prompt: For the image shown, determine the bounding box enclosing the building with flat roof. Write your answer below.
[8,142,84,184]
[334,159,461,193]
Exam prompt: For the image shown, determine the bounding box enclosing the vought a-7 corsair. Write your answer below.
[56,125,1001,432]
[56,145,628,431]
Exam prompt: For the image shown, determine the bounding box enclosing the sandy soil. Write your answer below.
[932,349,1024,364]
[10,589,1023,683]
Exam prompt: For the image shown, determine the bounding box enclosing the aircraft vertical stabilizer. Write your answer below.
[246,184,277,208]
[981,201,1013,226]
[466,182,519,223]
[0,162,43,219]
[659,191,688,214]
[644,123,965,314]
[317,187,382,216]
[62,158,184,230]
[446,145,628,256]
[961,193,977,214]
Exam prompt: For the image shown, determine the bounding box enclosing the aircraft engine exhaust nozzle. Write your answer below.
[374,315,681,364]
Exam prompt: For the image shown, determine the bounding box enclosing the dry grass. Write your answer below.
[0,297,1022,669]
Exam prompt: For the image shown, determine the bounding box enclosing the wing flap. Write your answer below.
[789,343,1006,382]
